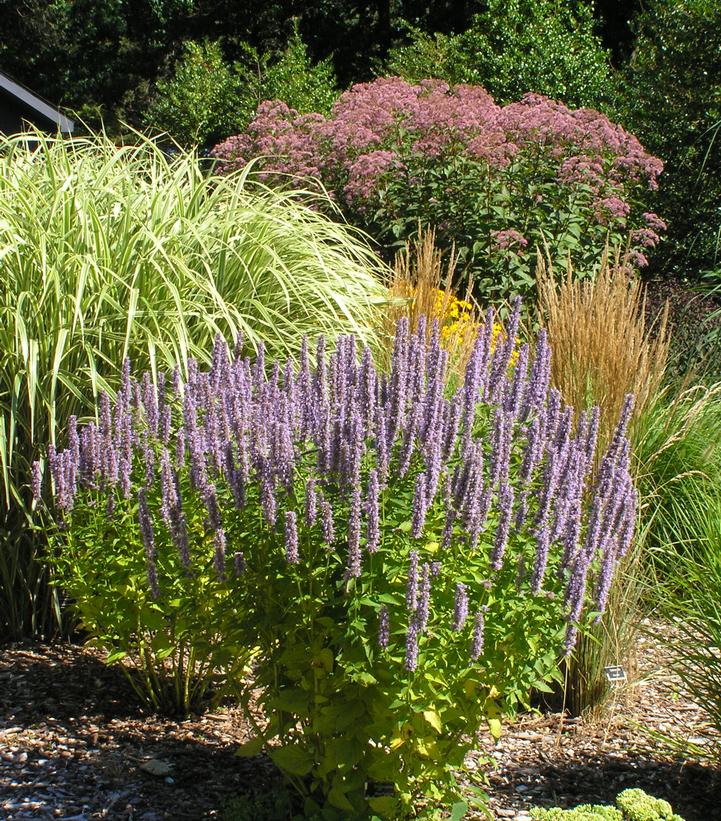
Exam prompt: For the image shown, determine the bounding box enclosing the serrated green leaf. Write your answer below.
[269,744,314,776]
[422,709,442,733]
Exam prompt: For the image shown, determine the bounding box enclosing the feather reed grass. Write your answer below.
[383,227,482,375]
[536,249,670,716]
[537,249,670,452]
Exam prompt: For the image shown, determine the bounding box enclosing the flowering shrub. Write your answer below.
[211,78,665,301]
[39,302,636,818]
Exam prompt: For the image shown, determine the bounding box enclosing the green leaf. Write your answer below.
[273,688,311,715]
[269,745,315,777]
[368,796,397,817]
[327,784,354,812]
[235,736,264,757]
[422,709,442,733]
[487,718,502,740]
[451,801,468,821]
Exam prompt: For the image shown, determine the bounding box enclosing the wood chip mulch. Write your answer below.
[1,622,720,820]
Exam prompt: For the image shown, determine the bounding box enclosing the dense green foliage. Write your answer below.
[386,0,618,110]
[622,0,721,281]
[0,1,476,128]
[143,27,338,148]
[51,493,255,714]
[0,130,387,640]
[143,40,250,148]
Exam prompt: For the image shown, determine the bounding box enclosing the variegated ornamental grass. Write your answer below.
[0,129,389,638]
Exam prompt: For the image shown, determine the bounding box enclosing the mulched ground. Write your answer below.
[1,623,720,820]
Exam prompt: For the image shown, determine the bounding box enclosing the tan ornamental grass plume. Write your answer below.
[537,248,670,452]
[384,226,481,374]
[537,247,670,717]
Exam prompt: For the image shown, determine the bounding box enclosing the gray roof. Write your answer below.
[0,70,74,134]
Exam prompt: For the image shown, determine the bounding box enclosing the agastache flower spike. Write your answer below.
[487,297,521,403]
[406,550,419,611]
[411,473,428,538]
[285,511,300,564]
[319,494,335,545]
[452,583,468,631]
[138,487,159,599]
[505,342,529,418]
[378,605,390,649]
[470,610,485,661]
[404,615,420,673]
[159,448,176,526]
[522,329,551,420]
[31,460,42,502]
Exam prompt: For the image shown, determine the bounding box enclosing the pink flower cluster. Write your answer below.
[492,229,529,251]
[211,78,665,275]
[213,78,661,202]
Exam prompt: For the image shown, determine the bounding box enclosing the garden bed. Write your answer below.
[1,623,719,820]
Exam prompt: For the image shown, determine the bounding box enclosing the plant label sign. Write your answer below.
[604,665,627,683]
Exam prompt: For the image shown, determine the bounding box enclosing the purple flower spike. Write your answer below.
[284,510,300,564]
[319,494,335,545]
[406,550,419,612]
[452,583,468,631]
[366,469,380,553]
[491,484,515,570]
[411,473,428,538]
[531,523,551,594]
[31,461,42,502]
[404,615,420,672]
[378,605,390,649]
[234,551,246,576]
[138,487,159,599]
[470,610,485,661]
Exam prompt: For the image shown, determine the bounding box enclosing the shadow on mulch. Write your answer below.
[1,641,143,721]
[1,642,276,819]
[495,752,721,821]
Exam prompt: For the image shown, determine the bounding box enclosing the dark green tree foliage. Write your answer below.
[622,0,721,280]
[386,0,618,110]
[0,1,477,130]
[0,1,190,127]
[143,25,338,148]
[142,40,249,148]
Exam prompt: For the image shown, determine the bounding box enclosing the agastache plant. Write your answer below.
[38,304,637,816]
[40,303,635,657]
